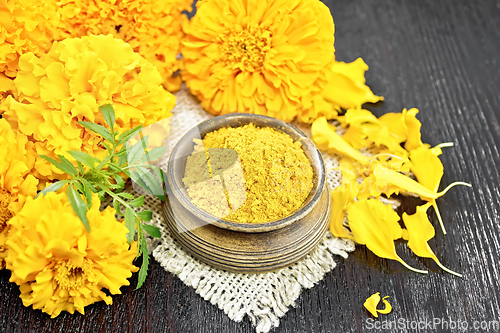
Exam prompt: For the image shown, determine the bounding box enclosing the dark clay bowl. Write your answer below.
[165,113,326,233]
[161,113,331,273]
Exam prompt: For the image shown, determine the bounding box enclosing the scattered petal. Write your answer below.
[364,293,393,317]
[348,199,427,274]
[311,117,370,164]
[402,203,462,277]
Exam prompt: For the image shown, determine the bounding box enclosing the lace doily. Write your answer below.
[143,87,355,333]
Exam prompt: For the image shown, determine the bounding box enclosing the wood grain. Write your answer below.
[1,1,499,332]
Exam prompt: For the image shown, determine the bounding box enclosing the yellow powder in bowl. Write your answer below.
[182,123,314,223]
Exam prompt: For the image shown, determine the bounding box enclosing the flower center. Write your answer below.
[0,188,13,234]
[54,260,90,290]
[219,27,270,72]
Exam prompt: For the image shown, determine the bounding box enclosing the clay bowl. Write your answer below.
[161,113,331,273]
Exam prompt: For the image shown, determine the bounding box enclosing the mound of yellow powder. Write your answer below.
[182,123,314,223]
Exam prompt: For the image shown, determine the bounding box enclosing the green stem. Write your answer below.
[96,133,119,170]
[99,185,145,255]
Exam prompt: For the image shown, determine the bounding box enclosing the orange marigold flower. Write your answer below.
[0,0,57,81]
[0,119,38,269]
[6,192,139,317]
[181,0,335,122]
[54,0,193,91]
[1,35,176,180]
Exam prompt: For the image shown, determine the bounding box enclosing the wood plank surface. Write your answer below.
[1,0,499,332]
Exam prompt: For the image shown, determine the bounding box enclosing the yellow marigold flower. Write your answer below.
[54,0,192,91]
[0,0,57,80]
[5,192,138,317]
[181,0,335,122]
[1,35,176,180]
[0,119,38,269]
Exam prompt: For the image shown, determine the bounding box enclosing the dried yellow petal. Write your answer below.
[364,292,381,317]
[403,108,429,151]
[402,203,462,277]
[329,186,355,240]
[322,58,383,110]
[378,112,408,144]
[311,117,370,164]
[373,164,471,200]
[409,147,443,192]
[409,146,447,233]
[364,292,393,318]
[378,296,393,314]
[348,199,427,274]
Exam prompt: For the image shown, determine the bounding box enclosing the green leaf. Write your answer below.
[100,141,112,153]
[78,121,114,142]
[73,180,84,193]
[142,223,161,238]
[125,207,136,244]
[81,180,93,208]
[115,146,127,156]
[107,163,122,173]
[136,210,153,222]
[117,192,135,200]
[113,174,125,191]
[76,161,84,175]
[130,166,165,200]
[117,126,143,146]
[141,146,168,163]
[67,150,98,169]
[129,195,144,208]
[57,155,78,177]
[79,178,98,193]
[67,185,90,232]
[99,104,115,131]
[35,180,69,198]
[136,239,149,289]
[118,152,128,167]
[40,155,76,176]
[127,136,149,165]
[97,190,106,202]
[113,198,122,216]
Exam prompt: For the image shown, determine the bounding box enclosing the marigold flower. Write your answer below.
[181,0,335,122]
[5,192,138,317]
[1,35,176,180]
[0,119,38,269]
[0,0,57,81]
[54,0,192,91]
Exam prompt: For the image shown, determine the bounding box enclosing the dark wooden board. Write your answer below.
[1,0,499,332]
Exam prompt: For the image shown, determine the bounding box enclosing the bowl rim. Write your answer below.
[165,113,326,233]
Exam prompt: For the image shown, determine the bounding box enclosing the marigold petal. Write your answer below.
[311,117,371,164]
[322,58,383,110]
[348,199,427,274]
[378,296,393,314]
[364,292,381,318]
[402,203,462,277]
[329,186,355,240]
